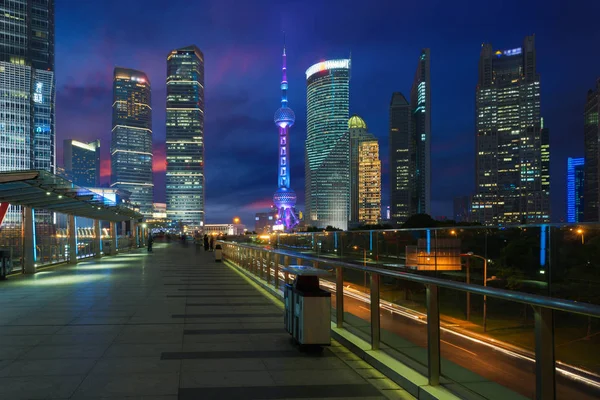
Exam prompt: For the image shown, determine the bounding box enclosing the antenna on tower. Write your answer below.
[283,31,286,55]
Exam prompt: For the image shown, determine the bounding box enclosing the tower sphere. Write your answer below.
[273,187,297,209]
[274,107,296,128]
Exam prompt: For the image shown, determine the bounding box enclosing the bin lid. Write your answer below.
[215,244,222,249]
[281,265,331,276]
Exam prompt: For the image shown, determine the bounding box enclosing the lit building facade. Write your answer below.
[389,92,411,224]
[166,46,205,230]
[358,140,381,225]
[472,36,550,225]
[0,0,55,228]
[567,157,584,223]
[349,115,379,224]
[255,210,279,234]
[204,223,246,236]
[584,79,600,222]
[111,67,153,217]
[305,59,351,230]
[410,49,431,216]
[63,139,100,187]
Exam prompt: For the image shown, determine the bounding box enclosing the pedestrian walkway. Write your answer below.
[0,240,413,399]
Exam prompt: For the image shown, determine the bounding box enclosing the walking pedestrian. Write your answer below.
[203,234,209,251]
[147,234,154,252]
[209,235,215,251]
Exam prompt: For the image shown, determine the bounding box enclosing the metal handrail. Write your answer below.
[228,242,600,318]
[220,241,584,399]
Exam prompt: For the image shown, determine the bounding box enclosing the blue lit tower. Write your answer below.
[273,42,299,231]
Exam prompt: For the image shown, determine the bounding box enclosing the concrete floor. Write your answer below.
[0,241,413,400]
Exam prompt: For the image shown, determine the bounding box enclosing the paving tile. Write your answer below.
[73,371,179,397]
[178,384,383,399]
[89,357,181,374]
[0,375,85,399]
[180,370,275,388]
[21,344,110,360]
[181,358,266,372]
[103,343,182,358]
[0,358,97,377]
[269,368,366,385]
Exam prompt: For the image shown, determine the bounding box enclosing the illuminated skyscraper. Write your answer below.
[410,49,431,215]
[63,139,100,187]
[389,93,411,224]
[305,59,351,230]
[349,115,378,224]
[273,42,299,231]
[567,157,584,223]
[0,0,55,174]
[584,79,600,222]
[0,0,55,229]
[111,67,153,216]
[358,140,381,225]
[166,46,205,230]
[472,36,550,225]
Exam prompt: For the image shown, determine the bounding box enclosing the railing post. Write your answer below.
[426,284,441,386]
[259,251,265,280]
[266,251,272,284]
[273,253,280,289]
[68,214,77,264]
[370,272,380,350]
[22,206,35,274]
[336,266,344,328]
[283,255,290,284]
[535,307,556,400]
[296,257,302,266]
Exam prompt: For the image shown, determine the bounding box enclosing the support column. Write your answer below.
[68,214,77,264]
[110,221,117,255]
[22,206,35,274]
[131,220,138,248]
[535,307,556,400]
[94,220,102,258]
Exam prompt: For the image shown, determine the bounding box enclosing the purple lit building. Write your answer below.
[272,41,299,231]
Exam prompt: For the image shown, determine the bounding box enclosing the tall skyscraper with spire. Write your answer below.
[584,79,600,222]
[166,46,205,231]
[472,36,550,225]
[111,67,153,217]
[273,40,299,231]
[389,49,431,225]
[305,59,351,230]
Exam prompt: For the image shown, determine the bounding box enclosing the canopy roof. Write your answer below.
[0,170,142,222]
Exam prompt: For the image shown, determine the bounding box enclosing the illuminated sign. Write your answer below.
[498,48,522,57]
[305,59,350,79]
[33,82,43,103]
[272,224,284,231]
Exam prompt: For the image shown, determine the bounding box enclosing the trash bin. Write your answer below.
[0,249,12,280]
[214,244,223,262]
[103,240,112,255]
[282,265,331,346]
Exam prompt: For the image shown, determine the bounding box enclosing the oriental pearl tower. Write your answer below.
[273,40,300,231]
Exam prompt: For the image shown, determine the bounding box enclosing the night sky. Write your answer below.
[55,0,600,225]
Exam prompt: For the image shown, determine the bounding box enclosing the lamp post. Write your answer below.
[353,245,367,291]
[462,252,488,332]
[577,228,585,244]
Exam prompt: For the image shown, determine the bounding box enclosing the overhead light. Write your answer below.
[46,192,51,195]
[58,195,63,199]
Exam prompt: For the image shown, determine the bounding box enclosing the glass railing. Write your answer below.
[220,238,600,400]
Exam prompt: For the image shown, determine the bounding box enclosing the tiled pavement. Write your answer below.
[0,241,414,399]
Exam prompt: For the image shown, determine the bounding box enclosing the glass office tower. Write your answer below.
[165,46,205,231]
[584,79,600,222]
[0,0,55,229]
[472,35,550,225]
[567,157,585,223]
[409,49,431,215]
[0,0,55,173]
[63,139,100,187]
[389,92,411,224]
[111,67,153,217]
[305,59,351,230]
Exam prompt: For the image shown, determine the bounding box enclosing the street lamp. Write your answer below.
[462,251,489,332]
[577,228,584,244]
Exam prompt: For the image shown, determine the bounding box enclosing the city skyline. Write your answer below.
[53,0,600,224]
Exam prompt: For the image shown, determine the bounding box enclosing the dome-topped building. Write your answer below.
[348,114,367,130]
